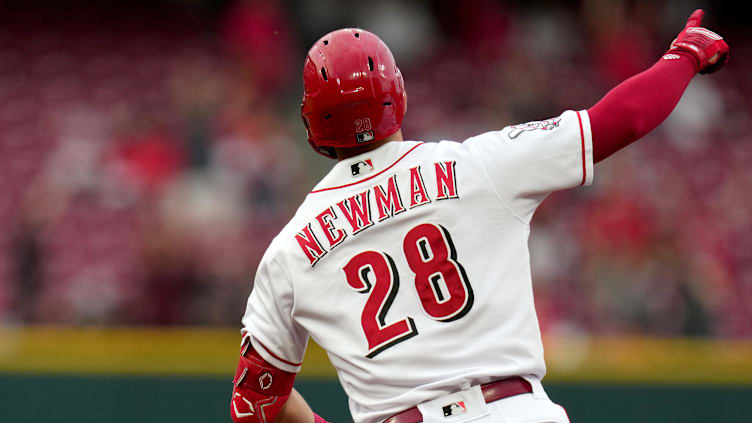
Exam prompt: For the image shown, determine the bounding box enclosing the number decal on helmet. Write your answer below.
[354,118,372,132]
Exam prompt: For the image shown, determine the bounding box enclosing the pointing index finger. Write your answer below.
[685,9,704,29]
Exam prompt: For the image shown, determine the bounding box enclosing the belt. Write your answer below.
[383,377,532,423]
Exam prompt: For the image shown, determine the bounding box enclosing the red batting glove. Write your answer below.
[668,9,729,74]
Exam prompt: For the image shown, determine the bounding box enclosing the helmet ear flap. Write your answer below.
[302,114,337,159]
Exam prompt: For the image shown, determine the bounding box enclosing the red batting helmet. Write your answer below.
[301,28,406,158]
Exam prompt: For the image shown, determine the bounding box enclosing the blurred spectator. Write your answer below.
[222,0,296,96]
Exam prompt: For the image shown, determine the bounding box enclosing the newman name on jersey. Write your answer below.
[296,158,459,266]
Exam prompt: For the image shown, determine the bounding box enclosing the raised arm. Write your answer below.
[589,9,729,163]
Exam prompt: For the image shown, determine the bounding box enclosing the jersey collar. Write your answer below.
[310,141,424,193]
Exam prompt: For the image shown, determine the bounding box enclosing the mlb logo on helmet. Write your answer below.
[351,159,374,176]
[442,401,467,417]
[356,130,375,143]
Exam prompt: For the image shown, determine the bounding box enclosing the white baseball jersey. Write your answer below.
[242,110,593,423]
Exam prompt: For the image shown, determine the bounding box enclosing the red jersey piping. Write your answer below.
[310,143,425,193]
[576,111,587,185]
[257,340,302,367]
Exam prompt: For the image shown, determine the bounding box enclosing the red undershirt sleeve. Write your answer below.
[588,51,698,163]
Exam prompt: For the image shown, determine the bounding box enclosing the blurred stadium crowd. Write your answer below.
[0,0,749,337]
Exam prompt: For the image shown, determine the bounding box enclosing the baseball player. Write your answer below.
[230,9,728,423]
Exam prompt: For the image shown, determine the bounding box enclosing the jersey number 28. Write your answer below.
[343,223,473,358]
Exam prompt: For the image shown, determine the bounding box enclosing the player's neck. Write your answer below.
[334,130,404,161]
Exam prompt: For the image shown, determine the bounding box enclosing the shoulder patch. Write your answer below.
[507,117,561,139]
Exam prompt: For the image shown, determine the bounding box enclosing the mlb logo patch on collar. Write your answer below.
[442,401,467,417]
[351,159,374,177]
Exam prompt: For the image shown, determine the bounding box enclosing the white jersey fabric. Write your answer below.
[242,110,593,423]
